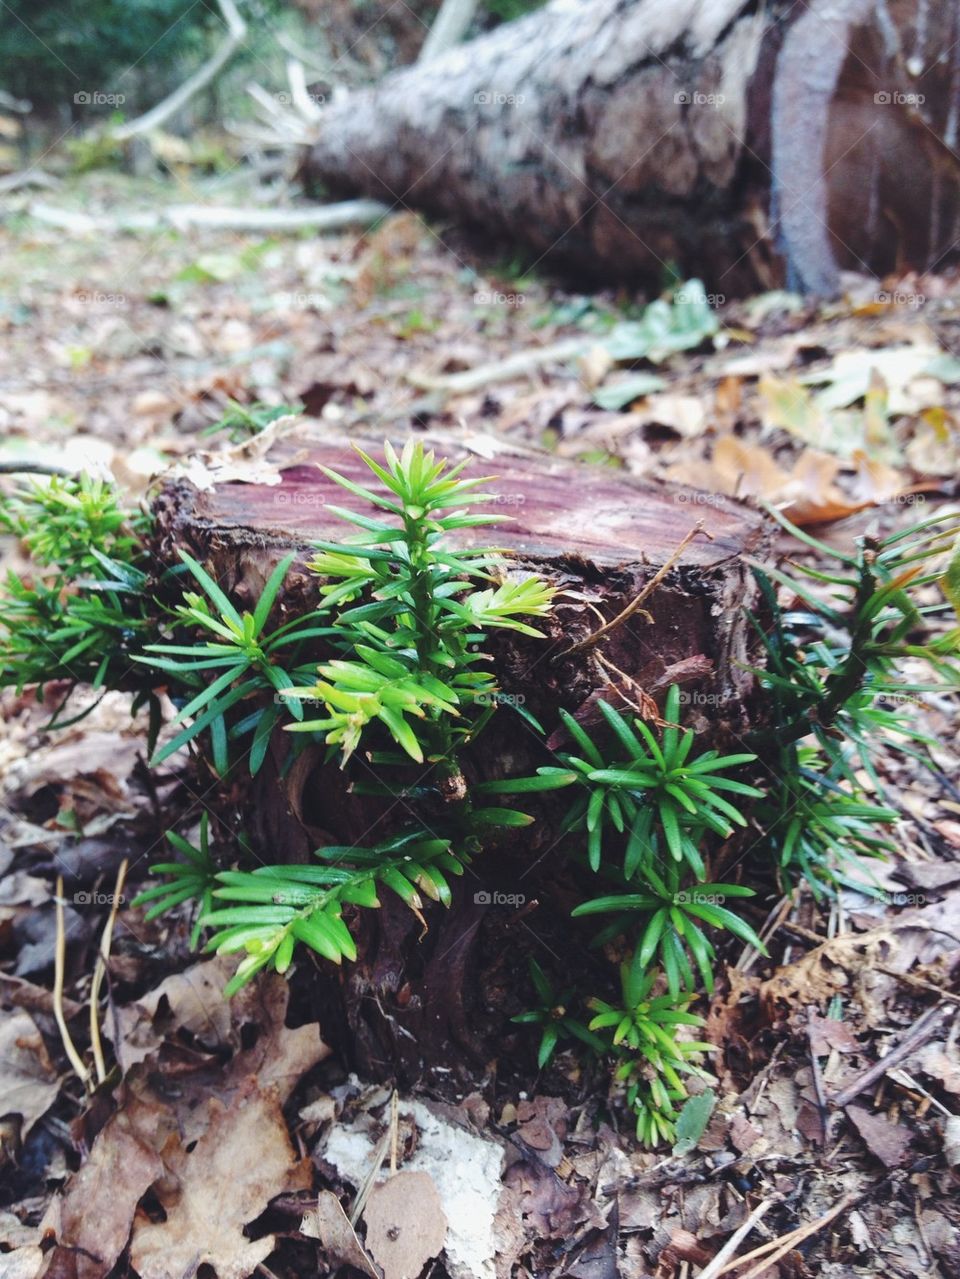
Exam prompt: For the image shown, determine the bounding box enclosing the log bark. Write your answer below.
[303,0,960,295]
[152,436,773,1085]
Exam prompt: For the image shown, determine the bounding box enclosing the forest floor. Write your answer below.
[1,169,959,1279]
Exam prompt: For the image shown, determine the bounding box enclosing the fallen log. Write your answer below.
[302,0,960,295]
[152,437,772,1084]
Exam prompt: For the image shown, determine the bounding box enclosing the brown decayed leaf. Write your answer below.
[805,1008,860,1056]
[914,1042,960,1095]
[130,1082,311,1279]
[37,972,329,1279]
[363,1172,448,1279]
[301,1190,378,1278]
[110,955,236,1070]
[846,1104,915,1166]
[0,1009,61,1139]
[229,972,330,1102]
[515,1095,568,1167]
[760,928,896,1017]
[664,436,877,525]
[43,1100,169,1279]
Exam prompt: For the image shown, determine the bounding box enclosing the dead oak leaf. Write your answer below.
[110,955,236,1070]
[805,1008,860,1056]
[515,1096,568,1168]
[43,1099,170,1279]
[130,1083,311,1279]
[760,928,895,1019]
[363,1172,447,1279]
[229,973,329,1103]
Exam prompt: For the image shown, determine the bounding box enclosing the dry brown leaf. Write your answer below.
[760,930,889,1014]
[515,1096,568,1168]
[364,1172,448,1279]
[0,1010,61,1139]
[167,414,307,491]
[846,1104,914,1165]
[914,1042,960,1095]
[111,955,236,1069]
[0,872,48,907]
[665,436,868,525]
[301,1190,379,1278]
[846,450,913,505]
[45,1100,170,1279]
[230,972,330,1103]
[806,1009,861,1055]
[130,1083,311,1279]
[640,392,708,437]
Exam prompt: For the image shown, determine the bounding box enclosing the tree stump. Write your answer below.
[152,438,773,1086]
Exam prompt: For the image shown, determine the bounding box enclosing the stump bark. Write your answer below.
[303,0,960,295]
[153,437,772,1085]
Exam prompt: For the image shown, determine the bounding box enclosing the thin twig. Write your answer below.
[696,1198,780,1279]
[53,876,92,1090]
[885,1067,955,1118]
[832,1003,952,1108]
[419,0,480,60]
[558,521,709,658]
[389,1089,399,1175]
[712,1189,861,1278]
[736,894,793,974]
[806,1005,830,1146]
[780,920,827,945]
[89,858,128,1085]
[875,963,960,1006]
[349,1128,391,1226]
[0,461,75,477]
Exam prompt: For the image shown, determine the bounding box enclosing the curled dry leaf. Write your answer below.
[167,414,307,491]
[301,1190,378,1278]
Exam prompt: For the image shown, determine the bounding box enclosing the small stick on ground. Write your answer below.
[559,521,709,658]
[875,963,960,1006]
[736,894,793,974]
[0,462,76,477]
[53,876,92,1091]
[832,1002,952,1108]
[696,1198,780,1279]
[350,1124,392,1225]
[389,1089,399,1175]
[89,858,129,1085]
[713,1189,862,1278]
[806,1005,831,1146]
